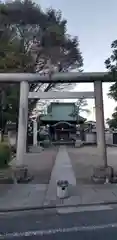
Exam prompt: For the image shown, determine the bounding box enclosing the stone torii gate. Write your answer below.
[0,72,115,171]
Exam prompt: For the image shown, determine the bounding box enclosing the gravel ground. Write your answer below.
[68,146,117,184]
[0,147,58,195]
[25,147,58,184]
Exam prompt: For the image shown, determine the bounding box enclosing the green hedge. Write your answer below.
[0,143,12,168]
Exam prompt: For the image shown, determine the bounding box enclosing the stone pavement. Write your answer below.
[44,145,76,205]
[56,184,117,207]
[0,183,117,212]
[1,146,117,212]
[0,184,47,211]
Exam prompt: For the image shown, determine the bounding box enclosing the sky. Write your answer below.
[37,0,117,120]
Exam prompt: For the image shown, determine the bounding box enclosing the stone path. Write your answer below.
[44,146,76,205]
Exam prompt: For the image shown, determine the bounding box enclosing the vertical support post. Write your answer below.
[33,120,37,146]
[16,81,29,166]
[94,81,107,167]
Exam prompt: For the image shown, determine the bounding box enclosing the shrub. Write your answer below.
[0,143,12,168]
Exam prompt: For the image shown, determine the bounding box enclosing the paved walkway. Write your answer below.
[44,146,76,205]
[0,184,47,211]
[1,146,117,212]
[0,183,117,212]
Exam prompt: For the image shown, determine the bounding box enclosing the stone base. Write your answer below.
[75,140,82,148]
[92,166,113,184]
[42,140,51,148]
[0,168,14,184]
[29,145,43,153]
[12,165,33,183]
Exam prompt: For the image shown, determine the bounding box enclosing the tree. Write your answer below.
[1,0,83,90]
[106,118,117,129]
[69,98,90,140]
[75,99,90,121]
[70,98,90,123]
[105,40,117,100]
[106,106,117,129]
[0,23,31,140]
[0,0,83,138]
[105,40,117,130]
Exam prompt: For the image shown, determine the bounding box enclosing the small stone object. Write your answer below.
[92,166,113,184]
[75,139,82,148]
[57,180,69,199]
[12,165,32,183]
[43,139,50,148]
[104,177,110,184]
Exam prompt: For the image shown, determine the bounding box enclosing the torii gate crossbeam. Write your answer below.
[0,72,115,82]
[28,91,94,99]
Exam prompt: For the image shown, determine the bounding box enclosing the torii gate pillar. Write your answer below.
[94,81,107,167]
[16,81,29,166]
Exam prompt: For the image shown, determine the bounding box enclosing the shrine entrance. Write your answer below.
[52,121,76,141]
[0,72,115,169]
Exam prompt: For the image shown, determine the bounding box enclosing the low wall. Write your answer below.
[84,132,114,145]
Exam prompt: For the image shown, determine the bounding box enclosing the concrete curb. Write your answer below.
[107,144,117,147]
[1,200,117,213]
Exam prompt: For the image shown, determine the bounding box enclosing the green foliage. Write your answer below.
[106,118,117,129]
[0,143,11,168]
[0,0,83,135]
[105,40,117,100]
[106,107,117,129]
[0,0,83,72]
[0,85,20,133]
[105,40,117,127]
